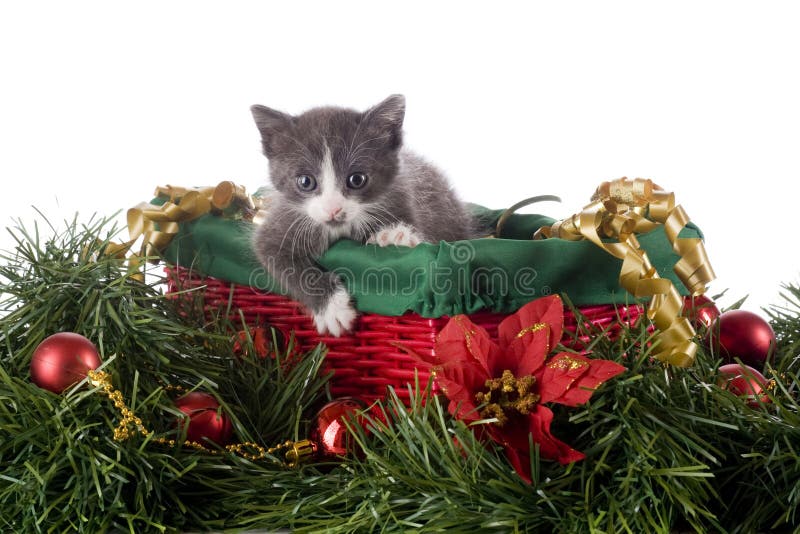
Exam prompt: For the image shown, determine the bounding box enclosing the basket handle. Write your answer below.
[493,195,562,238]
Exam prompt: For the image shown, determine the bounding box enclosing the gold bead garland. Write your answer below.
[87,370,315,467]
[89,370,150,441]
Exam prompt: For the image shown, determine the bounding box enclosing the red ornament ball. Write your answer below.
[683,295,720,329]
[712,310,776,369]
[30,332,102,393]
[717,363,772,406]
[174,392,233,445]
[311,397,368,458]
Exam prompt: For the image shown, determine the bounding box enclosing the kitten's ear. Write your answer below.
[250,104,293,157]
[363,94,406,150]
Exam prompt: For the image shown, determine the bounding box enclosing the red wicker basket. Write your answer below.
[167,266,644,402]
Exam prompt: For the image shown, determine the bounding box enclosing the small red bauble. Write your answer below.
[311,397,368,458]
[711,310,776,369]
[174,392,233,445]
[30,332,102,393]
[683,295,720,329]
[717,363,772,406]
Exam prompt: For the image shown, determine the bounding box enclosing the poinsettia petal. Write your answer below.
[528,405,585,465]
[484,338,506,380]
[491,407,585,465]
[428,315,500,400]
[503,444,533,484]
[537,353,593,404]
[485,418,534,481]
[431,373,473,409]
[447,396,480,423]
[433,343,489,397]
[489,337,523,377]
[486,407,584,482]
[486,416,528,451]
[512,328,550,377]
[498,295,564,354]
[436,315,497,377]
[556,358,626,407]
[253,328,271,358]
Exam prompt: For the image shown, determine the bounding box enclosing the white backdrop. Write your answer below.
[1,1,798,316]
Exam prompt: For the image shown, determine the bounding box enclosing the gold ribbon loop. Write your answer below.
[153,184,216,201]
[212,180,254,210]
[535,177,716,367]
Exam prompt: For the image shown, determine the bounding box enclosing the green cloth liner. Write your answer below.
[161,202,702,318]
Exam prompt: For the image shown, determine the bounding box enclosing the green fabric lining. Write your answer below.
[161,205,702,317]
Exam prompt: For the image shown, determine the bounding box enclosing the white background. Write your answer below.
[1,1,798,316]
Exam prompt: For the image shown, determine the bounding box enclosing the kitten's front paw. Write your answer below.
[366,224,423,247]
[313,288,357,337]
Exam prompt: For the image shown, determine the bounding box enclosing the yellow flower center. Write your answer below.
[476,369,540,426]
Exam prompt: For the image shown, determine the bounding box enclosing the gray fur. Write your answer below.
[251,94,475,315]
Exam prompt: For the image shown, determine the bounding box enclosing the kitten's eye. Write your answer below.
[296,175,317,192]
[347,173,368,189]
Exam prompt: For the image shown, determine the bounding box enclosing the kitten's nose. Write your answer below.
[328,207,343,220]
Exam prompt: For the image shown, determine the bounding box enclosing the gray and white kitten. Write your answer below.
[251,94,474,336]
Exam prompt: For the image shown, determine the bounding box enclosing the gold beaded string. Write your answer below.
[87,370,316,467]
[88,370,150,441]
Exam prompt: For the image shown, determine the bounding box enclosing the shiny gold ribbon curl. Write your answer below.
[534,177,716,367]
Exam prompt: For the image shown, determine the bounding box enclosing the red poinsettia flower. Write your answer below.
[424,295,626,483]
[233,327,272,358]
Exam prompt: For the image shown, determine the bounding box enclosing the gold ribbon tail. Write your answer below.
[535,177,716,367]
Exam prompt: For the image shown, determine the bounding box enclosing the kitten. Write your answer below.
[250,94,474,336]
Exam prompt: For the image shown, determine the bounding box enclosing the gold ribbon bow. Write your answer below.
[128,181,258,258]
[107,181,266,278]
[534,177,715,367]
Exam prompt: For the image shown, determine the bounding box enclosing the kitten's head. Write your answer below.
[251,95,405,238]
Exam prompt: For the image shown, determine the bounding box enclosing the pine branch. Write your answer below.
[0,215,331,531]
[1,214,799,532]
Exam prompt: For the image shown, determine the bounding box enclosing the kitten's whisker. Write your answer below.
[294,222,306,262]
[297,220,316,262]
[356,217,373,241]
[327,134,348,154]
[361,212,394,240]
[274,131,321,171]
[350,133,392,154]
[295,218,316,261]
[289,218,307,261]
[349,154,378,167]
[273,130,315,158]
[305,221,319,258]
[359,213,381,233]
[291,150,318,171]
[345,117,367,166]
[278,213,308,254]
[347,133,392,167]
[366,205,402,225]
[367,211,390,228]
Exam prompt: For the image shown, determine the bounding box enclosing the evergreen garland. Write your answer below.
[0,215,798,533]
